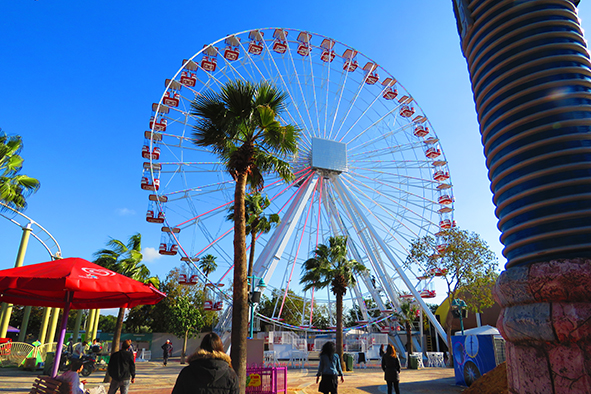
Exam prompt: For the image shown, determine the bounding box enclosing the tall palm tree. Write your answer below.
[191,80,299,391]
[198,254,218,278]
[396,300,420,355]
[198,253,217,307]
[0,132,40,210]
[227,192,280,280]
[93,233,158,382]
[300,235,368,366]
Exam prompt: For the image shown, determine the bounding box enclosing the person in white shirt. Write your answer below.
[58,359,88,394]
[73,341,88,359]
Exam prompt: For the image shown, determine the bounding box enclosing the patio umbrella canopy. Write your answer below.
[0,257,165,309]
[0,257,166,377]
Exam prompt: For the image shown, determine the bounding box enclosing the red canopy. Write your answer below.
[0,257,166,309]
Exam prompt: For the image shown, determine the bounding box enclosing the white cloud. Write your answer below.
[116,208,136,216]
[142,247,162,263]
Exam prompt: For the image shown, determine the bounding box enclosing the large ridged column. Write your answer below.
[453,0,591,392]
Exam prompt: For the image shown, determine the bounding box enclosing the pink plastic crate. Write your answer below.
[246,366,287,394]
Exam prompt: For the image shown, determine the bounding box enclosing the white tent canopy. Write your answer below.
[454,325,502,338]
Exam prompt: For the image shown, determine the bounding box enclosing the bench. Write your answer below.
[29,376,71,394]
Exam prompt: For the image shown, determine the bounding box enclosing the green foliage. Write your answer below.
[98,315,118,333]
[300,236,368,296]
[93,233,156,357]
[344,298,380,327]
[198,254,217,278]
[257,288,308,329]
[405,227,499,314]
[0,131,40,210]
[124,268,218,333]
[191,80,300,190]
[395,301,420,353]
[168,295,204,339]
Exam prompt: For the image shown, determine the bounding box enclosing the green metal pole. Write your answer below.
[86,309,96,342]
[46,307,60,344]
[72,310,83,343]
[0,223,32,338]
[18,306,32,342]
[39,308,52,344]
[92,309,100,340]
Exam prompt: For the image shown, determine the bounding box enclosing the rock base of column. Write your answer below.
[494,258,591,394]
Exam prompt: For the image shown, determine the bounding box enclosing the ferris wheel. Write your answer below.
[141,28,454,339]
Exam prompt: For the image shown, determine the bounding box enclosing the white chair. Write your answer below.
[264,350,278,366]
[426,352,445,368]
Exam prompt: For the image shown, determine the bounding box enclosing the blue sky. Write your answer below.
[3,1,590,309]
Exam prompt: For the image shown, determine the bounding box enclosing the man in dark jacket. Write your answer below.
[161,340,173,366]
[107,341,136,394]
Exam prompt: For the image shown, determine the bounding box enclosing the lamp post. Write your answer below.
[451,298,467,335]
[248,275,266,339]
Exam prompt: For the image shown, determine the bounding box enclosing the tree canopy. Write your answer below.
[405,227,498,358]
[0,131,40,210]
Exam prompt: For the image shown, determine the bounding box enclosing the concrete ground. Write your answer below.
[0,359,466,393]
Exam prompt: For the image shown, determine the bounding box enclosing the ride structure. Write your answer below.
[140,28,455,343]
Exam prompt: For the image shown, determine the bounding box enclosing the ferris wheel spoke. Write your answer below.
[332,76,371,141]
[284,42,317,139]
[339,174,433,242]
[326,62,353,141]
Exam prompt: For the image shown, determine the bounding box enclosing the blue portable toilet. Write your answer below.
[451,325,505,387]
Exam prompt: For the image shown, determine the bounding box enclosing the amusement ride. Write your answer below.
[140,28,455,348]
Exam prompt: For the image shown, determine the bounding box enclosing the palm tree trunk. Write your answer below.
[103,307,125,383]
[336,293,344,369]
[231,173,249,394]
[406,321,413,354]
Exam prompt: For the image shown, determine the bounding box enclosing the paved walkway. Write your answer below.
[0,359,466,393]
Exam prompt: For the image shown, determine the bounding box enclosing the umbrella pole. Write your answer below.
[51,291,73,378]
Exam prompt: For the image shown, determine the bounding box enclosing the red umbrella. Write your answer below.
[0,257,166,377]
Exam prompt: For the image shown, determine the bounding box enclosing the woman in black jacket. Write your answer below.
[381,344,401,394]
[172,332,238,394]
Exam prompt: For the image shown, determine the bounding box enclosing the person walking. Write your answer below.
[381,344,401,394]
[379,344,385,358]
[161,339,173,366]
[316,342,344,394]
[107,340,136,394]
[171,332,238,394]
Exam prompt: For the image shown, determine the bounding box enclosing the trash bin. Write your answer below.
[44,352,55,375]
[408,354,420,370]
[343,353,354,371]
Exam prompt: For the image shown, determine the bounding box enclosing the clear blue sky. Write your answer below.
[3,1,590,308]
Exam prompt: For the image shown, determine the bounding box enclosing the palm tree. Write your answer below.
[191,80,299,391]
[93,233,158,382]
[227,192,280,281]
[198,254,218,278]
[396,300,420,355]
[300,235,368,366]
[0,131,40,210]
